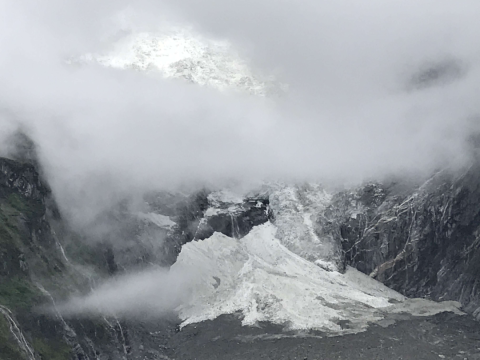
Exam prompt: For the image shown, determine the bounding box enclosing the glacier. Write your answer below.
[171,186,462,335]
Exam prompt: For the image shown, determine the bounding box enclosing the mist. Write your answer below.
[1,1,480,318]
[54,267,196,319]
[1,0,480,226]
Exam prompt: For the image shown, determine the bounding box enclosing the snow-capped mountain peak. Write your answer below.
[79,29,284,96]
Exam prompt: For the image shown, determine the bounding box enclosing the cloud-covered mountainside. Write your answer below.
[2,0,480,230]
[45,28,463,332]
[2,1,480,359]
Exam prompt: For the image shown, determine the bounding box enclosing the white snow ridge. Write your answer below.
[171,222,462,335]
[80,29,284,96]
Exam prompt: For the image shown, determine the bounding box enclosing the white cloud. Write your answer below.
[1,0,479,225]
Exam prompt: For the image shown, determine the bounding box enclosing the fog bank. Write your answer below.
[1,0,479,227]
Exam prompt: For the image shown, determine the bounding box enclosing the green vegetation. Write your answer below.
[33,337,71,360]
[0,315,26,360]
[0,205,21,247]
[1,196,63,295]
[6,193,27,212]
[0,166,74,360]
[64,238,106,271]
[0,277,41,311]
[7,193,44,219]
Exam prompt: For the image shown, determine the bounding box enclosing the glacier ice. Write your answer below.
[172,222,462,335]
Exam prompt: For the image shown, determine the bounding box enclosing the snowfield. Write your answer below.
[172,222,462,335]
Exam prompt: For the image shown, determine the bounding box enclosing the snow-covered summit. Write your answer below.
[80,29,284,96]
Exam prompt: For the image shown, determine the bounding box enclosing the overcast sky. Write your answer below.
[1,0,480,226]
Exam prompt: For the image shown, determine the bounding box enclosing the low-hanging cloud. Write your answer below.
[1,0,480,228]
[54,267,196,319]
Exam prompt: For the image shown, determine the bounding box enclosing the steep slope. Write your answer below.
[0,157,82,359]
[0,156,181,359]
[2,153,480,359]
[167,168,480,330]
[0,155,272,359]
[336,164,480,319]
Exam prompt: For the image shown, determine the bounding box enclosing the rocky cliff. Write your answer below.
[0,153,272,359]
[336,164,480,319]
[0,155,183,359]
[2,151,480,359]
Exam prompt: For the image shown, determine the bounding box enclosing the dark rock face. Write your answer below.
[103,189,211,270]
[195,197,272,240]
[0,158,59,280]
[333,164,480,319]
[122,190,272,267]
[0,156,88,359]
[0,157,48,206]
